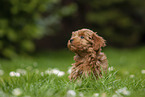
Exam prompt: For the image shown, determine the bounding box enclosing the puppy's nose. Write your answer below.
[70,39,73,43]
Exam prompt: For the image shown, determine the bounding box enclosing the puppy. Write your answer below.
[68,29,108,80]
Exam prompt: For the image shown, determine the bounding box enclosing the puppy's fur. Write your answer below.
[68,29,108,80]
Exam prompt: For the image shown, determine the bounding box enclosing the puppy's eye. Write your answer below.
[89,37,92,39]
[80,36,84,39]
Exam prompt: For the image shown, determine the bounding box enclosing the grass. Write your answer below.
[0,47,145,97]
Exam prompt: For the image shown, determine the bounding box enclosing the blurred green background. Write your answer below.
[0,0,145,58]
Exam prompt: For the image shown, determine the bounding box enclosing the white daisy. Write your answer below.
[67,90,76,97]
[141,70,145,74]
[57,71,65,77]
[130,75,135,78]
[15,72,21,77]
[122,89,130,95]
[51,69,60,74]
[16,69,27,75]
[79,92,84,97]
[112,94,118,97]
[45,68,65,77]
[45,70,52,74]
[116,87,130,96]
[41,72,44,76]
[93,93,99,97]
[0,69,4,76]
[9,71,16,77]
[12,88,22,96]
[108,66,114,71]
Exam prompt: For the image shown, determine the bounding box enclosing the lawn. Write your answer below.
[0,47,145,97]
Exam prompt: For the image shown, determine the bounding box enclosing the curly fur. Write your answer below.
[67,29,108,80]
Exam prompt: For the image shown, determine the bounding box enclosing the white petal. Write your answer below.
[16,69,27,75]
[51,69,60,74]
[108,66,114,71]
[9,71,16,77]
[0,70,4,76]
[112,94,118,97]
[130,75,135,78]
[57,71,65,77]
[123,90,130,95]
[79,92,84,97]
[12,88,22,96]
[41,72,44,76]
[141,70,145,74]
[67,90,76,97]
[15,72,20,77]
[45,70,52,74]
[93,93,99,97]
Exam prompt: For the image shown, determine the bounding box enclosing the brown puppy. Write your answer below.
[68,29,108,80]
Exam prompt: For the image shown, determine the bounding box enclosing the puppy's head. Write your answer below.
[68,29,106,53]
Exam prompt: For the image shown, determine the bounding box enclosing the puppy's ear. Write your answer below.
[92,33,106,51]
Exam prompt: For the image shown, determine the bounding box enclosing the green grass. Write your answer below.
[0,47,145,97]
